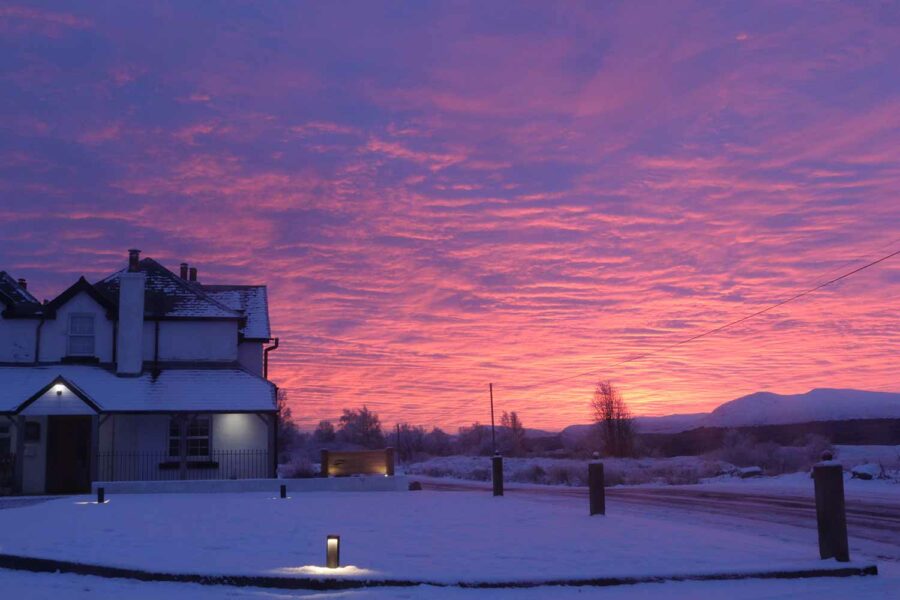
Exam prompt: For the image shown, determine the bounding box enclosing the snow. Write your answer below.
[97,259,243,319]
[406,455,733,487]
[560,388,900,438]
[676,471,900,504]
[736,466,762,478]
[703,388,900,427]
[0,364,275,413]
[851,464,884,480]
[0,566,896,600]
[203,285,271,340]
[834,445,900,469]
[0,491,864,585]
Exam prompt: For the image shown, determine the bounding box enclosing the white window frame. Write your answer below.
[168,416,212,460]
[67,313,96,357]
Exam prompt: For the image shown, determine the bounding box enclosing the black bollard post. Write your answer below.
[589,462,605,516]
[813,457,849,562]
[280,484,287,499]
[492,454,504,497]
[97,487,105,504]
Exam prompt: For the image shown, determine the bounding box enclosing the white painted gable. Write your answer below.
[21,385,98,416]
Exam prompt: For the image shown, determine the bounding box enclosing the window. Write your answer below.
[168,417,211,458]
[68,314,95,356]
[0,423,10,455]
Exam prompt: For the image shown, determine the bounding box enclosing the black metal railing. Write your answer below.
[96,449,270,481]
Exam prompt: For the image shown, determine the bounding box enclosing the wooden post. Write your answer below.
[385,447,395,476]
[813,462,849,562]
[492,454,503,497]
[589,462,605,515]
[320,449,330,478]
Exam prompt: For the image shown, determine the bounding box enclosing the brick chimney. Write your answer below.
[128,248,141,272]
[189,267,198,282]
[17,278,26,290]
[180,263,189,280]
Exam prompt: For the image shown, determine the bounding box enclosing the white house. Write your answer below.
[0,250,278,495]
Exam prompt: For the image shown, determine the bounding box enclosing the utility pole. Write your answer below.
[489,383,497,455]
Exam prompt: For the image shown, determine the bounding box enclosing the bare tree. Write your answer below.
[500,411,527,457]
[276,389,301,459]
[391,423,426,461]
[591,380,635,457]
[456,422,491,455]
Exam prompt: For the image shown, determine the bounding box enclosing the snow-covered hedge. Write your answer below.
[406,455,734,487]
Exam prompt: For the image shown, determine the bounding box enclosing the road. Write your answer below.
[421,478,900,560]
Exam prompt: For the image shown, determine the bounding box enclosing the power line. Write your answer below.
[503,246,900,392]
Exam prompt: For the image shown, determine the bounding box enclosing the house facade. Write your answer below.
[0,250,278,495]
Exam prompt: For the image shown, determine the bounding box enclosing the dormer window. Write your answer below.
[68,314,96,356]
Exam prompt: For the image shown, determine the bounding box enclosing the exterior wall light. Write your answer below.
[54,384,65,396]
[326,535,340,568]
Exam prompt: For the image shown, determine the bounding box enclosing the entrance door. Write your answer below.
[45,416,93,494]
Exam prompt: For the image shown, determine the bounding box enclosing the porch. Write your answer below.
[0,365,279,495]
[2,411,277,495]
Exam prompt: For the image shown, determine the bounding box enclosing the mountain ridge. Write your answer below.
[558,387,900,438]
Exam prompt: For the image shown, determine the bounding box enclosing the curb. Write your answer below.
[0,553,878,591]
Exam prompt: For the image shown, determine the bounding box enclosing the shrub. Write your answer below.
[280,456,317,478]
[512,464,547,484]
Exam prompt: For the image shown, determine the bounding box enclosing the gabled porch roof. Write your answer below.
[0,365,276,415]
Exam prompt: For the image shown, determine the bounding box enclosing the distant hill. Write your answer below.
[559,388,900,438]
[703,388,900,428]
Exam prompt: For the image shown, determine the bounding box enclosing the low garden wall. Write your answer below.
[91,475,408,494]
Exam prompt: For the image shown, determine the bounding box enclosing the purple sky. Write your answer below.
[1,2,899,430]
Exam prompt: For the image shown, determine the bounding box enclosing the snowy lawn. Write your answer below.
[0,490,867,584]
[0,564,896,600]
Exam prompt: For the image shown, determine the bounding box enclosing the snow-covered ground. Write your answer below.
[834,444,900,469]
[0,491,852,583]
[0,565,896,600]
[0,486,894,599]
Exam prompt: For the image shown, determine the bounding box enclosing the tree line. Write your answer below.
[278,379,637,462]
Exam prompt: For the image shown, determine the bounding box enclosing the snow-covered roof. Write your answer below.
[94,259,242,320]
[0,365,276,414]
[202,285,271,340]
[0,271,41,315]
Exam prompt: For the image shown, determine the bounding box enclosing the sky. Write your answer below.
[1,1,899,431]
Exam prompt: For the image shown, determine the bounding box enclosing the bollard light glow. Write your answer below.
[326,535,340,569]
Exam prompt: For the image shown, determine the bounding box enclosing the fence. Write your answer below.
[97,449,270,481]
[0,454,14,494]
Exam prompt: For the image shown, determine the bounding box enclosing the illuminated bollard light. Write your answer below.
[280,484,287,499]
[326,535,341,569]
[97,487,105,504]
